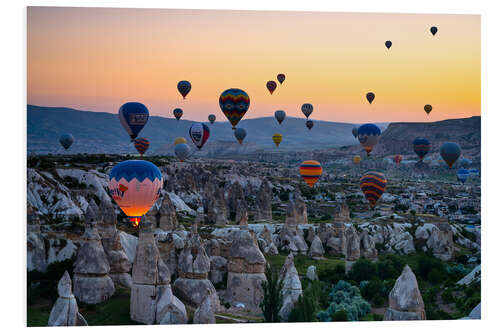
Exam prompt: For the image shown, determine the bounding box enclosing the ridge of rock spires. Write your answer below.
[27,201,47,272]
[73,202,115,304]
[325,222,347,256]
[278,253,303,322]
[279,224,308,255]
[285,191,308,225]
[255,179,272,221]
[204,180,228,226]
[236,199,249,227]
[308,235,325,260]
[131,219,187,324]
[48,271,88,326]
[258,225,279,255]
[226,229,267,310]
[384,265,426,320]
[193,292,216,324]
[344,225,360,274]
[360,230,378,260]
[227,181,245,221]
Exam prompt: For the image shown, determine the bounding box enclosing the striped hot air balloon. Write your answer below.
[272,133,283,147]
[360,171,387,209]
[134,138,150,156]
[299,160,322,188]
[219,88,250,129]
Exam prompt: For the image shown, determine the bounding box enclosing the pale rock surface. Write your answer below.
[193,294,216,324]
[308,235,325,259]
[278,254,303,322]
[48,271,88,326]
[360,230,378,260]
[306,265,318,281]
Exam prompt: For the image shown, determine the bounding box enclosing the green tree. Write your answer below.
[260,264,284,323]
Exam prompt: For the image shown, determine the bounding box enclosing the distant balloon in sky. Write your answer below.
[174,143,191,162]
[266,80,277,95]
[360,171,387,209]
[272,133,283,147]
[352,128,358,138]
[440,142,461,168]
[177,80,191,99]
[174,137,187,145]
[457,168,469,184]
[234,128,247,144]
[430,26,438,36]
[413,137,431,161]
[219,88,250,130]
[424,104,432,115]
[394,155,402,165]
[366,92,375,104]
[173,108,183,121]
[59,133,74,150]
[208,114,216,124]
[357,123,381,156]
[108,160,162,227]
[301,103,313,118]
[306,120,314,131]
[118,102,149,140]
[134,137,150,156]
[189,123,210,150]
[385,40,392,49]
[299,160,322,188]
[277,73,286,84]
[275,110,286,124]
[353,155,361,165]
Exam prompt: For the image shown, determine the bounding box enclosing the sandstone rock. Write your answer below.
[427,223,454,261]
[308,235,325,259]
[285,191,308,225]
[306,226,316,244]
[119,231,138,264]
[360,231,378,260]
[255,179,272,221]
[204,181,228,226]
[278,253,302,322]
[384,265,425,320]
[158,194,178,231]
[27,202,46,272]
[279,225,308,255]
[236,200,248,226]
[210,256,227,286]
[227,182,245,219]
[345,225,360,261]
[306,265,318,281]
[193,294,216,324]
[48,271,88,326]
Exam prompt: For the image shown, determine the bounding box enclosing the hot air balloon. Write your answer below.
[360,171,387,209]
[174,137,187,145]
[306,120,314,131]
[385,40,392,49]
[189,123,210,150]
[177,80,191,99]
[108,160,162,227]
[394,155,403,165]
[469,169,479,177]
[460,158,472,168]
[174,143,191,162]
[277,73,286,84]
[234,128,247,144]
[301,103,313,118]
[275,110,286,124]
[299,160,322,188]
[266,81,277,95]
[457,168,469,184]
[352,128,358,138]
[413,137,431,161]
[208,114,216,124]
[173,108,183,121]
[424,104,432,115]
[119,102,149,140]
[440,142,461,168]
[366,92,375,104]
[272,133,283,147]
[219,88,250,130]
[134,138,150,156]
[357,123,381,156]
[430,26,438,36]
[353,155,361,165]
[59,133,74,150]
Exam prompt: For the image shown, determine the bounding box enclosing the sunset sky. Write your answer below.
[27,7,480,123]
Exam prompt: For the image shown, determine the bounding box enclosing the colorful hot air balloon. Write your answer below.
[173,108,183,121]
[134,138,150,156]
[360,171,387,209]
[177,80,191,99]
[266,80,277,95]
[234,128,247,144]
[424,104,432,115]
[219,88,250,130]
[353,155,361,165]
[119,102,149,140]
[189,123,210,150]
[174,143,191,162]
[272,133,283,147]
[430,26,438,36]
[108,160,162,227]
[413,137,431,161]
[174,137,187,145]
[457,168,469,184]
[357,123,381,156]
[394,155,403,165]
[299,160,322,188]
[208,114,216,124]
[301,103,313,118]
[59,133,74,150]
[366,92,375,104]
[440,142,461,168]
[306,120,314,131]
[352,128,358,138]
[385,40,392,49]
[275,110,286,124]
[277,73,286,84]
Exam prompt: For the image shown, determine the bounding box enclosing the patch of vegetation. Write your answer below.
[260,264,284,322]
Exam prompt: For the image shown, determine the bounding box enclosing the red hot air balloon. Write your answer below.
[393,155,402,165]
[266,81,277,95]
[366,92,375,104]
[277,74,286,84]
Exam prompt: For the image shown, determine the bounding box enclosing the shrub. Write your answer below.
[260,264,284,322]
[318,263,345,284]
[288,283,320,322]
[348,259,377,283]
[317,280,371,322]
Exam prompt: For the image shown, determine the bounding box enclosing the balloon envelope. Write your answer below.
[234,128,247,144]
[366,92,375,104]
[357,124,381,155]
[59,133,74,150]
[266,81,277,94]
[134,137,150,156]
[299,160,322,188]
[385,40,392,49]
[174,137,187,145]
[119,102,149,140]
[424,104,432,115]
[353,155,361,165]
[430,26,438,36]
[413,137,431,160]
[189,123,210,150]
[208,114,216,124]
[440,142,461,168]
[457,168,469,184]
[352,128,358,138]
[277,73,286,84]
[173,108,183,121]
[275,110,286,124]
[272,133,283,147]
[219,88,250,129]
[306,120,314,130]
[177,80,191,99]
[301,103,313,118]
[360,171,387,208]
[174,143,191,162]
[394,155,403,165]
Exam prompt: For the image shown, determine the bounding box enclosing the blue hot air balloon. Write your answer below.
[413,137,431,161]
[457,168,469,184]
[440,142,461,168]
[357,124,381,156]
[119,102,149,140]
[59,133,74,150]
[173,108,183,121]
[352,128,358,138]
[385,41,392,49]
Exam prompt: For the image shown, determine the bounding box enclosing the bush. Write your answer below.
[317,280,371,322]
[331,310,348,321]
[260,264,284,322]
[318,263,345,284]
[348,259,377,283]
[288,282,320,322]
[27,259,74,305]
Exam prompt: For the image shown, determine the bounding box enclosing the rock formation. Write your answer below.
[308,235,325,259]
[324,222,347,257]
[284,191,308,225]
[158,193,178,231]
[227,182,245,219]
[255,179,272,221]
[279,225,308,255]
[27,202,47,272]
[236,199,249,226]
[156,232,180,279]
[193,293,216,324]
[48,271,88,326]
[428,223,454,261]
[360,230,378,260]
[333,200,350,221]
[344,225,360,273]
[306,265,318,281]
[204,181,228,226]
[278,254,303,322]
[384,265,426,320]
[306,226,316,244]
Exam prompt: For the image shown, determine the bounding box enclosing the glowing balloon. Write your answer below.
[413,137,430,160]
[424,104,432,115]
[366,92,375,104]
[385,40,392,49]
[275,110,286,124]
[173,108,183,121]
[174,137,187,145]
[357,123,381,156]
[277,73,286,84]
[440,142,461,168]
[177,80,191,99]
[118,102,149,140]
[301,103,313,118]
[272,133,283,147]
[134,138,150,156]
[352,128,358,138]
[59,133,74,150]
[208,114,216,124]
[353,155,361,165]
[306,120,314,131]
[299,160,322,188]
[266,81,277,95]
[430,26,438,36]
[108,160,162,227]
[219,88,250,130]
[394,155,402,165]
[189,123,210,150]
[234,128,247,144]
[174,143,191,162]
[360,171,387,208]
